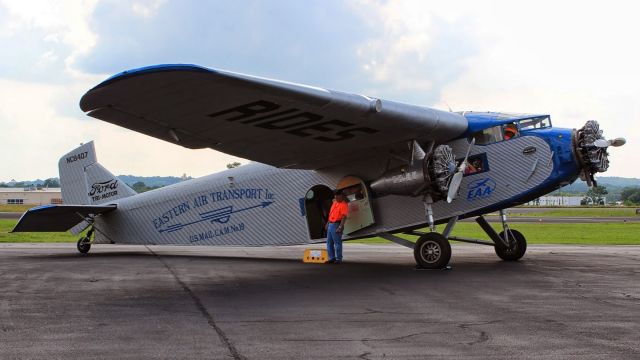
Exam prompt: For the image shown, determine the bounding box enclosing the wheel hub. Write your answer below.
[421,241,441,263]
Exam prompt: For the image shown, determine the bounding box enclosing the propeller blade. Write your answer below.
[459,138,476,171]
[447,138,475,203]
[610,137,626,147]
[447,172,464,203]
[593,139,609,148]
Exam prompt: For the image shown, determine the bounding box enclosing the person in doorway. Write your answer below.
[325,189,349,264]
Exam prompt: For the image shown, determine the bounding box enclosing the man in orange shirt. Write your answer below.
[325,189,349,264]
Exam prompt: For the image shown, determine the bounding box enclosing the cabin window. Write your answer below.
[519,116,551,131]
[463,153,489,176]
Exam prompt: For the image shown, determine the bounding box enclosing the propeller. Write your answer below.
[576,120,626,188]
[593,137,626,148]
[447,138,475,203]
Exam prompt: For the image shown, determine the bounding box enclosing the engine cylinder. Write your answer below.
[573,120,609,186]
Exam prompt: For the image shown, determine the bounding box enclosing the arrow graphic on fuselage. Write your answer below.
[159,201,274,233]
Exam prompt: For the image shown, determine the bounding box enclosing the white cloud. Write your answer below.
[0,0,638,181]
[0,77,245,181]
[352,0,464,95]
[354,0,640,177]
[0,0,98,76]
[131,0,165,18]
[0,0,244,182]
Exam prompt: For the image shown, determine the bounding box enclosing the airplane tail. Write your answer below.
[58,141,136,205]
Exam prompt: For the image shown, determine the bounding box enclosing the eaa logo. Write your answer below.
[466,178,497,201]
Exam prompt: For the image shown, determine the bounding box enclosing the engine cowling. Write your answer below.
[370,144,456,199]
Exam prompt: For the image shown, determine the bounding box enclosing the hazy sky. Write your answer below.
[1,0,638,182]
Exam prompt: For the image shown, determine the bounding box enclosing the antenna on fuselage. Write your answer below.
[445,102,453,112]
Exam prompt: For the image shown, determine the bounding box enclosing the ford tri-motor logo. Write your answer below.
[466,178,496,201]
[89,179,119,201]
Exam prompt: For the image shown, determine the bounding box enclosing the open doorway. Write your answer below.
[304,185,334,240]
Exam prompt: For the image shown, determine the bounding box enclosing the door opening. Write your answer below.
[304,185,334,240]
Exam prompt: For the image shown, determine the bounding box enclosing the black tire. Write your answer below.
[414,233,451,269]
[77,237,91,254]
[494,229,526,261]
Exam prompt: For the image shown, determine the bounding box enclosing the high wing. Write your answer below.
[12,204,116,232]
[80,64,468,170]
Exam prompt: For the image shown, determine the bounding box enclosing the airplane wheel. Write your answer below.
[414,233,451,269]
[495,229,526,261]
[77,237,91,254]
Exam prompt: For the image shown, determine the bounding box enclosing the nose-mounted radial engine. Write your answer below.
[574,120,626,187]
[370,141,458,200]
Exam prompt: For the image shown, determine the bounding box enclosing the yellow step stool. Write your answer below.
[303,249,328,263]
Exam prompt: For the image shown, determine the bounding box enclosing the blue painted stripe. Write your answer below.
[298,198,306,217]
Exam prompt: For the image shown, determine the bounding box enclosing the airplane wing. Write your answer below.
[12,204,117,232]
[80,64,468,170]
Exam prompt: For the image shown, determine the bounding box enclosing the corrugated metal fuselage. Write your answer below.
[95,131,579,246]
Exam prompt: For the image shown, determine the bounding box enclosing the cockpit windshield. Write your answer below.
[518,115,551,130]
[467,113,552,145]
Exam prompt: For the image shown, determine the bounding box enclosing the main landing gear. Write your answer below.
[379,204,527,269]
[77,227,95,254]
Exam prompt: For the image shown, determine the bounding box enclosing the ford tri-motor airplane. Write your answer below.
[13,64,626,269]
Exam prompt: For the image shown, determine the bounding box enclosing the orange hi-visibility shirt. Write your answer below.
[328,200,348,222]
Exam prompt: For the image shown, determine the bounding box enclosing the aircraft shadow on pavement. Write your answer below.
[19,249,532,273]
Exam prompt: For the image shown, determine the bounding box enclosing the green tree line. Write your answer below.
[621,187,640,205]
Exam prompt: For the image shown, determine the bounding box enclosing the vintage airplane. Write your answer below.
[13,64,626,269]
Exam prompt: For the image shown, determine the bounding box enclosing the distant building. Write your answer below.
[527,196,585,206]
[0,188,62,205]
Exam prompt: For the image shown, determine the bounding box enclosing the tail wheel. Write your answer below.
[77,236,91,254]
[495,229,527,261]
[414,233,451,269]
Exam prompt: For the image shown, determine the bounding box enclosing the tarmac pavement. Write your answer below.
[0,243,639,359]
[0,212,21,219]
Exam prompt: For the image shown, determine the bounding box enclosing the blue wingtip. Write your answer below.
[28,204,55,212]
[94,64,213,90]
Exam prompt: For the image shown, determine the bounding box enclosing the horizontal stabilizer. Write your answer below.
[12,204,117,233]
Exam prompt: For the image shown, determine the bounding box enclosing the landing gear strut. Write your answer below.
[379,209,527,269]
[77,227,94,254]
[450,210,527,261]
[412,196,452,269]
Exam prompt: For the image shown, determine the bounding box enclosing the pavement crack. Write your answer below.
[458,320,499,346]
[145,246,245,360]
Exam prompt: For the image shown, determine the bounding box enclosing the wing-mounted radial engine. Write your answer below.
[574,120,626,187]
[370,141,457,200]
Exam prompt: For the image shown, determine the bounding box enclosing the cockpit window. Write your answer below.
[519,116,551,131]
[473,126,502,145]
[472,122,519,145]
